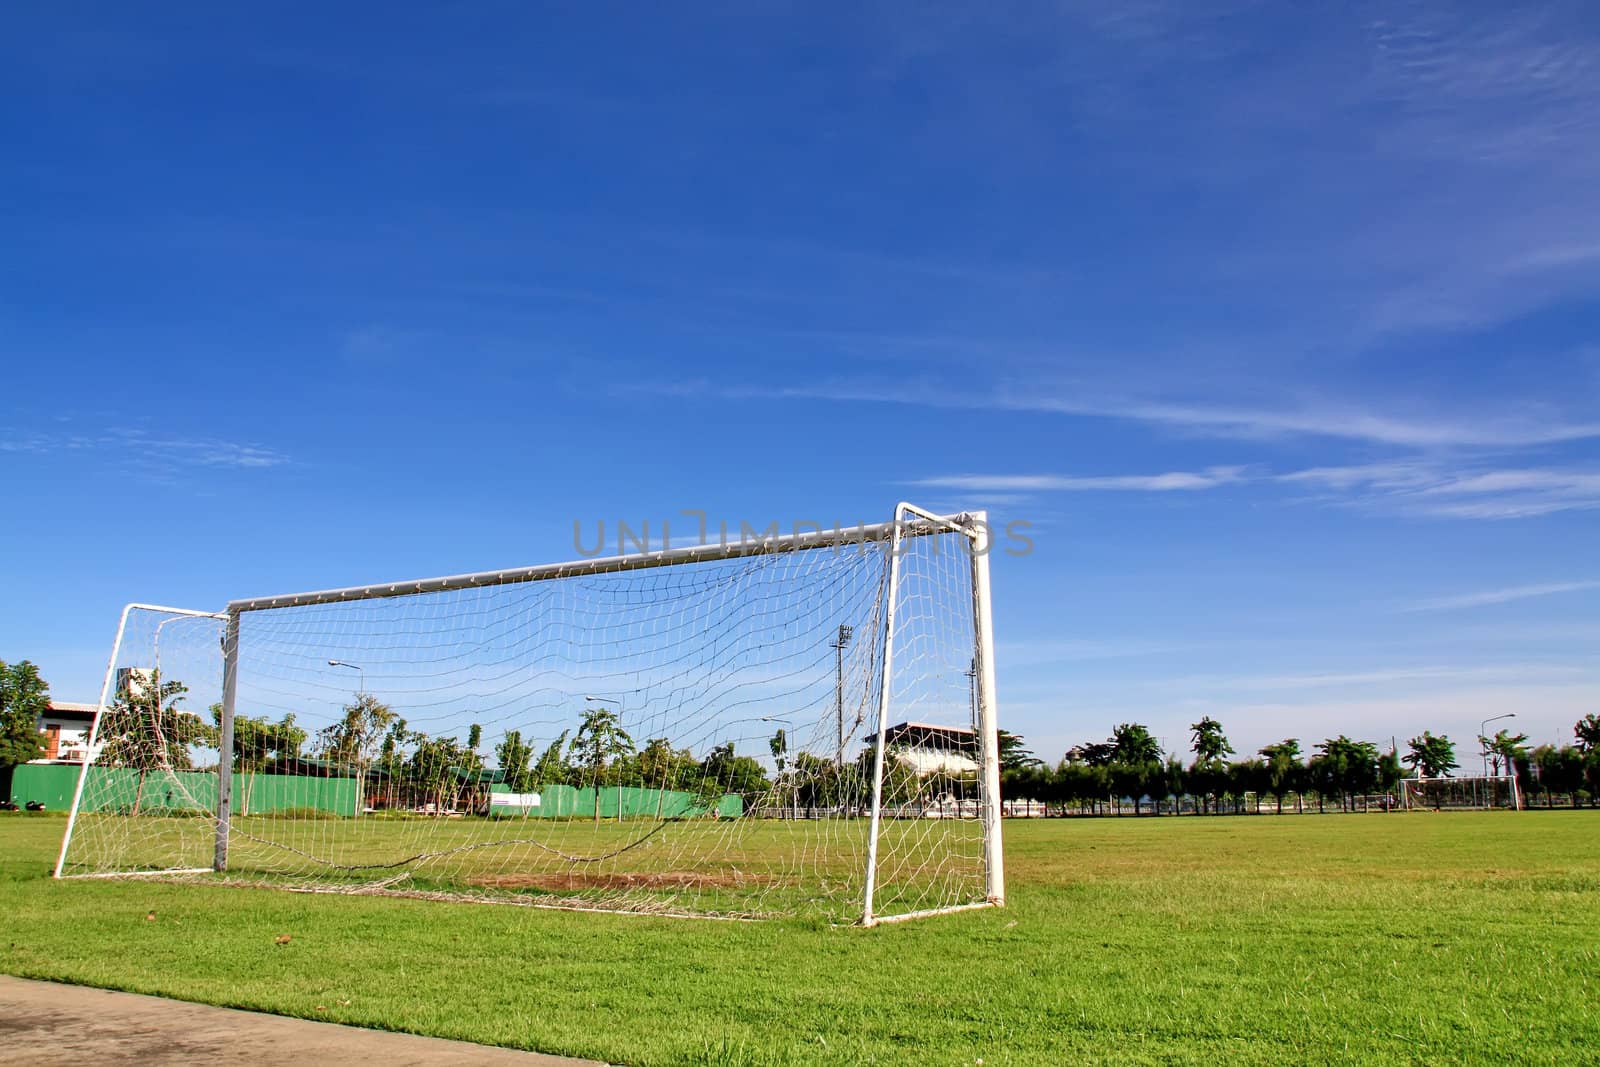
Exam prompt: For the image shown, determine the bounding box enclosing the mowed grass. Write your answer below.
[3,812,1597,1065]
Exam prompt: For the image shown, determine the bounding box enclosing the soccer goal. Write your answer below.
[1402,775,1521,811]
[55,503,1004,924]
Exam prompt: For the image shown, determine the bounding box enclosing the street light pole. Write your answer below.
[327,660,366,815]
[1480,713,1516,777]
[761,715,795,819]
[328,659,364,696]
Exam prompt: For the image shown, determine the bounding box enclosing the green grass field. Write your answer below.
[3,812,1596,1065]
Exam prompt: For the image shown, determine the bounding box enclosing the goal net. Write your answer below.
[1402,775,1520,811]
[56,504,1004,924]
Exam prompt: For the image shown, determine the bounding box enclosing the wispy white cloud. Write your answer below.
[1402,580,1600,614]
[647,379,1600,450]
[1152,662,1590,692]
[909,459,1600,520]
[1284,462,1600,519]
[0,427,288,472]
[911,466,1245,493]
[1000,637,1194,666]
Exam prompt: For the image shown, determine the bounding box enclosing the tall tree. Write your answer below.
[1574,713,1600,753]
[704,742,773,810]
[1404,731,1458,779]
[1111,723,1162,765]
[1258,739,1302,815]
[531,730,572,786]
[997,730,1042,772]
[1065,740,1116,767]
[210,706,305,815]
[570,706,635,823]
[96,671,213,813]
[407,733,470,810]
[1189,717,1234,763]
[0,659,51,769]
[1485,727,1530,788]
[1377,746,1404,808]
[495,729,535,793]
[317,692,397,814]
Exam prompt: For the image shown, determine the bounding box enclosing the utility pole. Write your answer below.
[831,624,853,769]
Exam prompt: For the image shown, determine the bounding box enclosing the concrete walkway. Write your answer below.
[0,976,606,1066]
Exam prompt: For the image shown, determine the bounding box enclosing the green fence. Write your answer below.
[489,782,742,819]
[6,763,356,816]
[8,763,741,819]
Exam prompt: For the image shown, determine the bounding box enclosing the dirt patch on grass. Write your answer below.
[469,870,764,891]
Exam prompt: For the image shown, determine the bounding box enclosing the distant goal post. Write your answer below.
[56,502,1006,925]
[1402,774,1522,811]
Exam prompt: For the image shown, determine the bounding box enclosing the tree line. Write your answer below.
[1000,715,1600,813]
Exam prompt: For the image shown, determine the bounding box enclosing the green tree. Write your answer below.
[1573,713,1600,753]
[1111,723,1162,765]
[97,671,213,813]
[532,730,572,786]
[1161,757,1186,815]
[1479,728,1529,777]
[1484,728,1530,807]
[1187,758,1228,815]
[1313,736,1378,811]
[407,732,470,810]
[1105,723,1162,815]
[0,659,51,770]
[1057,758,1107,815]
[1066,740,1116,767]
[1258,739,1302,815]
[1189,717,1234,763]
[318,692,397,814]
[1108,761,1141,815]
[495,729,535,793]
[1404,731,1458,779]
[998,730,1042,772]
[703,742,772,810]
[1377,745,1404,808]
[210,706,305,815]
[570,706,635,823]
[1226,759,1265,814]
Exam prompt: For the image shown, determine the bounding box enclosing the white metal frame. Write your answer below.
[861,503,1004,926]
[57,505,1007,925]
[1401,773,1521,811]
[53,603,228,879]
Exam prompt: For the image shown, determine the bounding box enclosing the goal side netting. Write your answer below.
[1402,775,1521,811]
[55,504,1004,924]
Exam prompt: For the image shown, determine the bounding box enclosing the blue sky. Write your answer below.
[3,2,1598,764]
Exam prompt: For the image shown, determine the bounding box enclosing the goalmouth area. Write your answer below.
[53,504,1004,925]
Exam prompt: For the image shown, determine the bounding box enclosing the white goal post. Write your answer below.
[1402,774,1521,811]
[55,503,1005,924]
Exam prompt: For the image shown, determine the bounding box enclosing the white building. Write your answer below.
[34,700,97,763]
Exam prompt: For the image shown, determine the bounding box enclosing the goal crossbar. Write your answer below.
[227,514,972,614]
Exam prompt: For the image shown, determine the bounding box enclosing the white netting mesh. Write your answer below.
[1403,776,1520,811]
[59,514,996,922]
